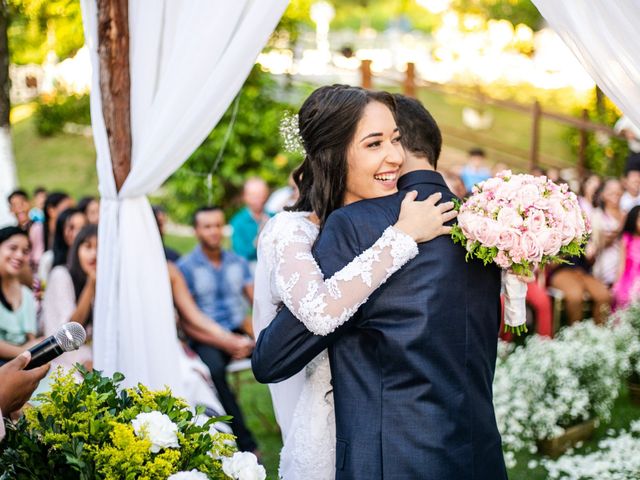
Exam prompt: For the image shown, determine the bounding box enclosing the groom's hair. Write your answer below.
[393,94,442,170]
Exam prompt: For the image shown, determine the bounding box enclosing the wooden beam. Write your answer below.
[98,0,131,192]
[0,4,10,128]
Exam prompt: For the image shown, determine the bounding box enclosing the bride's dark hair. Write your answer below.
[287,85,397,227]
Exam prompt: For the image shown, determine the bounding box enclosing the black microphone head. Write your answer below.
[54,322,87,352]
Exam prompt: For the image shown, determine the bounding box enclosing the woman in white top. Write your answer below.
[591,178,625,287]
[253,86,455,479]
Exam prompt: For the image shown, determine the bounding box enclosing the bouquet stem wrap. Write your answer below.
[503,272,528,334]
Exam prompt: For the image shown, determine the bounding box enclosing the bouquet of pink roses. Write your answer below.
[451,170,590,334]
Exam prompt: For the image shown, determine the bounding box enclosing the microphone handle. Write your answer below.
[25,336,64,370]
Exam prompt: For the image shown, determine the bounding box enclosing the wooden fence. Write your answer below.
[360,61,622,174]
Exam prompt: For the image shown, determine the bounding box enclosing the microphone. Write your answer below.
[25,322,87,370]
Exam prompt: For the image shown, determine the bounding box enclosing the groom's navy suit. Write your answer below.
[253,170,507,479]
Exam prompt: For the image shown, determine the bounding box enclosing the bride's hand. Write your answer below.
[394,190,458,243]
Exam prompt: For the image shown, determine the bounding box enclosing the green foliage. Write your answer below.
[452,0,543,30]
[163,67,302,223]
[8,0,85,65]
[564,90,628,177]
[0,367,235,480]
[34,92,90,136]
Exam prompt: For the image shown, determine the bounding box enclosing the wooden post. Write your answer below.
[403,62,416,98]
[529,100,541,172]
[98,0,131,192]
[578,109,589,178]
[361,59,372,90]
[0,6,9,130]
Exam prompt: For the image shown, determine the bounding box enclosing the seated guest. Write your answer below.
[459,147,491,193]
[0,351,49,441]
[577,173,601,222]
[77,196,100,225]
[168,262,254,359]
[38,208,87,286]
[0,227,40,363]
[620,167,640,212]
[29,187,46,223]
[441,169,467,199]
[230,177,272,269]
[613,206,640,309]
[548,257,611,325]
[591,178,624,287]
[7,190,31,231]
[178,206,258,454]
[41,224,97,370]
[29,192,72,271]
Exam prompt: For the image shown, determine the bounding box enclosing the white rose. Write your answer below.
[168,470,210,480]
[222,452,266,480]
[131,411,179,453]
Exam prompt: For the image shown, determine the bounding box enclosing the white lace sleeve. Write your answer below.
[269,214,418,335]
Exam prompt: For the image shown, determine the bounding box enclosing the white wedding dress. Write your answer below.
[253,211,419,479]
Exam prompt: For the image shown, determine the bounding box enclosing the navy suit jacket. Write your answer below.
[253,170,507,480]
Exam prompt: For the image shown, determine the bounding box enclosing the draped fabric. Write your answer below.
[532,0,640,129]
[80,0,288,391]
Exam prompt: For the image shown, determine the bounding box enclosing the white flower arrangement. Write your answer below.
[494,320,632,460]
[131,411,180,453]
[541,421,640,479]
[222,452,267,480]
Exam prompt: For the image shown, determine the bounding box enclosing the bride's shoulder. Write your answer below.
[264,210,315,233]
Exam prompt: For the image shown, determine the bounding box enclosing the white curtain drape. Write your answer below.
[80,0,288,392]
[532,0,640,129]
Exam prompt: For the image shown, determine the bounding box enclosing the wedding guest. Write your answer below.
[152,205,180,262]
[612,206,640,309]
[29,187,46,223]
[0,351,49,441]
[230,177,272,268]
[29,192,72,270]
[38,208,87,286]
[41,224,97,370]
[78,196,100,225]
[614,115,640,174]
[459,147,491,193]
[0,227,40,363]
[7,190,31,230]
[591,178,625,287]
[178,206,257,454]
[620,167,640,212]
[578,173,602,222]
[526,271,553,337]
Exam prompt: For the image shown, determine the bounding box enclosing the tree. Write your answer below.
[7,0,84,65]
[163,66,303,223]
[0,1,17,226]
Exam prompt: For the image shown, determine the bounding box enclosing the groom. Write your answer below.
[253,95,507,479]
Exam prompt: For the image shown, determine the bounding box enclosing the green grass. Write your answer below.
[164,233,197,255]
[234,370,640,480]
[12,115,98,197]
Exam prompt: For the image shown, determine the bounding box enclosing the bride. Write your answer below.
[253,85,456,479]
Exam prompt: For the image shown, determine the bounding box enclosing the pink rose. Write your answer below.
[497,207,523,228]
[496,228,520,251]
[560,218,577,245]
[476,219,501,247]
[482,177,503,193]
[494,250,512,268]
[537,228,563,255]
[458,210,477,239]
[509,243,526,264]
[525,208,547,234]
[520,231,543,263]
[516,184,540,209]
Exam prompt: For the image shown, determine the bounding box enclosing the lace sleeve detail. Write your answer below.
[270,216,418,336]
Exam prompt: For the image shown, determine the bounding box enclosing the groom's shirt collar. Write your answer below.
[397,169,448,191]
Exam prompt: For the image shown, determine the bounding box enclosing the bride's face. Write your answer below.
[343,101,404,206]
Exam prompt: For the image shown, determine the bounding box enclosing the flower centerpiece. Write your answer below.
[452,170,590,334]
[0,367,265,480]
[494,320,632,465]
